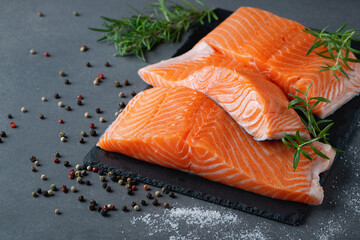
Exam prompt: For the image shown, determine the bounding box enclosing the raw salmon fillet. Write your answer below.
[139,42,308,141]
[98,87,336,205]
[198,7,360,118]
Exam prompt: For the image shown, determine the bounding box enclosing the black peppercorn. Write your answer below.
[100,209,108,217]
[0,137,2,143]
[65,106,72,111]
[42,190,49,197]
[77,100,82,105]
[123,80,130,86]
[131,201,137,207]
[140,200,147,206]
[102,182,107,189]
[53,93,60,99]
[169,192,175,198]
[39,114,45,119]
[85,62,91,67]
[146,192,153,199]
[36,188,42,194]
[152,198,158,206]
[7,114,13,119]
[78,195,85,202]
[95,108,101,114]
[98,207,102,212]
[110,175,117,182]
[119,101,126,108]
[79,137,85,144]
[131,90,136,97]
[106,186,112,192]
[63,161,70,167]
[90,129,97,136]
[98,170,104,176]
[64,79,71,85]
[104,61,110,67]
[85,180,91,186]
[89,204,96,211]
[163,202,170,209]
[31,166,37,172]
[30,156,37,162]
[127,189,133,195]
[121,175,126,180]
[121,206,128,212]
[0,131,6,137]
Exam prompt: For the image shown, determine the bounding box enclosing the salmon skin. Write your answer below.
[98,87,335,205]
[139,7,360,120]
[139,42,308,141]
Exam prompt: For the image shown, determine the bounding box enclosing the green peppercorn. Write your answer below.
[107,171,114,177]
[59,132,66,138]
[76,177,83,184]
[100,176,106,182]
[118,179,124,185]
[50,184,57,191]
[75,171,81,178]
[125,184,131,190]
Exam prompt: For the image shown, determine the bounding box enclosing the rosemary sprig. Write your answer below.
[282,83,342,171]
[303,23,360,80]
[89,0,218,61]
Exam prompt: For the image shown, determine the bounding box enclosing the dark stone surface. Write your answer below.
[0,0,359,239]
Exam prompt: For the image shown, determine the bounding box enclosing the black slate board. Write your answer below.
[83,8,360,226]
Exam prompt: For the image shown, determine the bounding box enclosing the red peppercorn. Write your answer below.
[69,169,75,173]
[58,119,64,124]
[69,174,74,179]
[10,122,16,128]
[44,52,50,57]
[89,123,95,129]
[131,185,136,191]
[92,167,98,172]
[61,186,68,193]
[77,95,83,100]
[53,158,59,163]
[143,185,150,190]
[81,45,88,51]
[98,74,104,79]
[103,205,108,210]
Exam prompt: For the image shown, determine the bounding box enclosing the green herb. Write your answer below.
[303,23,360,80]
[282,83,343,171]
[89,0,217,61]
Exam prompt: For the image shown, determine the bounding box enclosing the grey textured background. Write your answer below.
[0,0,359,239]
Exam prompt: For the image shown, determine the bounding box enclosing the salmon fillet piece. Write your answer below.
[198,7,360,118]
[139,42,308,141]
[98,87,336,205]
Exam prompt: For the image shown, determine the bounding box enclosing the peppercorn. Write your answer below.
[39,114,45,119]
[140,200,147,206]
[64,79,71,85]
[30,49,36,54]
[44,52,50,57]
[121,206,128,212]
[86,165,91,171]
[10,122,16,128]
[30,156,36,162]
[152,198,158,206]
[89,204,96,211]
[41,174,47,180]
[146,192,153,199]
[78,195,84,202]
[42,190,49,197]
[92,167,98,172]
[54,152,60,158]
[75,100,82,106]
[0,137,2,143]
[58,101,64,107]
[110,175,117,182]
[163,202,170,209]
[114,81,121,88]
[127,189,133,195]
[7,114,12,119]
[37,11,43,17]
[123,80,130,86]
[60,137,66,142]
[21,107,27,112]
[80,45,88,52]
[50,184,57,191]
[93,79,99,85]
[47,190,54,196]
[107,171,114,177]
[58,119,64,124]
[80,170,87,176]
[100,176,106,182]
[104,61,110,67]
[89,200,97,205]
[169,192,175,198]
[100,209,108,217]
[125,184,131,190]
[32,191,38,197]
[95,108,101,114]
[99,117,105,123]
[59,132,66,138]
[75,164,81,170]
[110,204,116,210]
[36,188,42,194]
[41,97,47,102]
[77,177,83,184]
[119,101,125,108]
[89,123,95,129]
[90,129,97,137]
[85,112,91,118]
[97,170,104,175]
[131,201,137,207]
[134,205,140,211]
[61,185,68,193]
[85,62,91,67]
[31,166,37,172]
[98,74,104,79]
[162,187,169,194]
[118,179,124,185]
[34,160,40,166]
[65,106,71,111]
[55,209,61,215]
[73,11,79,16]
[98,207,102,212]
[155,191,161,197]
[85,180,91,186]
[59,71,66,77]
[106,186,112,192]
[63,161,70,167]
[68,173,74,179]
[71,186,77,192]
[143,185,150,190]
[131,185,136,191]
[75,171,81,178]
[131,90,136,97]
